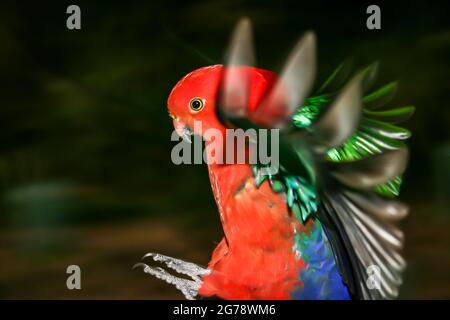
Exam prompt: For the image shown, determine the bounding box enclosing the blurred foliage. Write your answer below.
[0,0,449,298]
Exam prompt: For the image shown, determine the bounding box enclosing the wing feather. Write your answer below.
[254,32,316,128]
[219,18,255,118]
[330,148,409,189]
[310,73,363,151]
[216,19,413,300]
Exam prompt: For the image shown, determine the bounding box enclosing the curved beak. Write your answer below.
[173,118,194,143]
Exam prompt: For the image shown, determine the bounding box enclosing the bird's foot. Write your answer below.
[134,252,210,300]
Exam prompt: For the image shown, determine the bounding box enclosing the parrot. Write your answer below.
[135,18,414,300]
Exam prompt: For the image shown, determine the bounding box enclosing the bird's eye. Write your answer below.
[189,98,204,112]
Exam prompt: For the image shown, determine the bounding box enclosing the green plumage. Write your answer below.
[253,165,318,223]
[292,62,415,198]
[253,62,413,229]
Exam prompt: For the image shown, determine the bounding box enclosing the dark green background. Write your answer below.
[0,0,449,299]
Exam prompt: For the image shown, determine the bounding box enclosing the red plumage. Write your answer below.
[168,65,315,299]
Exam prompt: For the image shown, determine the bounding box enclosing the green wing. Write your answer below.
[288,62,413,299]
[293,62,415,198]
[216,19,412,299]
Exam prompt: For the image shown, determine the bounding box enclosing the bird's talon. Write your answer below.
[136,252,209,300]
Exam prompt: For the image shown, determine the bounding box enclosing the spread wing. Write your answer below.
[287,62,413,299]
[217,18,316,129]
[216,18,414,300]
[307,65,412,299]
[219,18,255,118]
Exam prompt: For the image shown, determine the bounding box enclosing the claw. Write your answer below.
[135,252,210,300]
[142,252,210,280]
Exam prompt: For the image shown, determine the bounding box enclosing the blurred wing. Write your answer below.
[217,18,316,129]
[318,153,408,299]
[218,18,255,119]
[253,32,316,128]
[310,72,363,153]
[217,19,413,299]
[316,58,354,94]
[288,65,413,299]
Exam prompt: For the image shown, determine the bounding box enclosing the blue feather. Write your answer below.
[291,220,351,300]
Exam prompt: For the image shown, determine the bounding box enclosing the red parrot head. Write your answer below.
[167,65,277,141]
[167,65,226,140]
